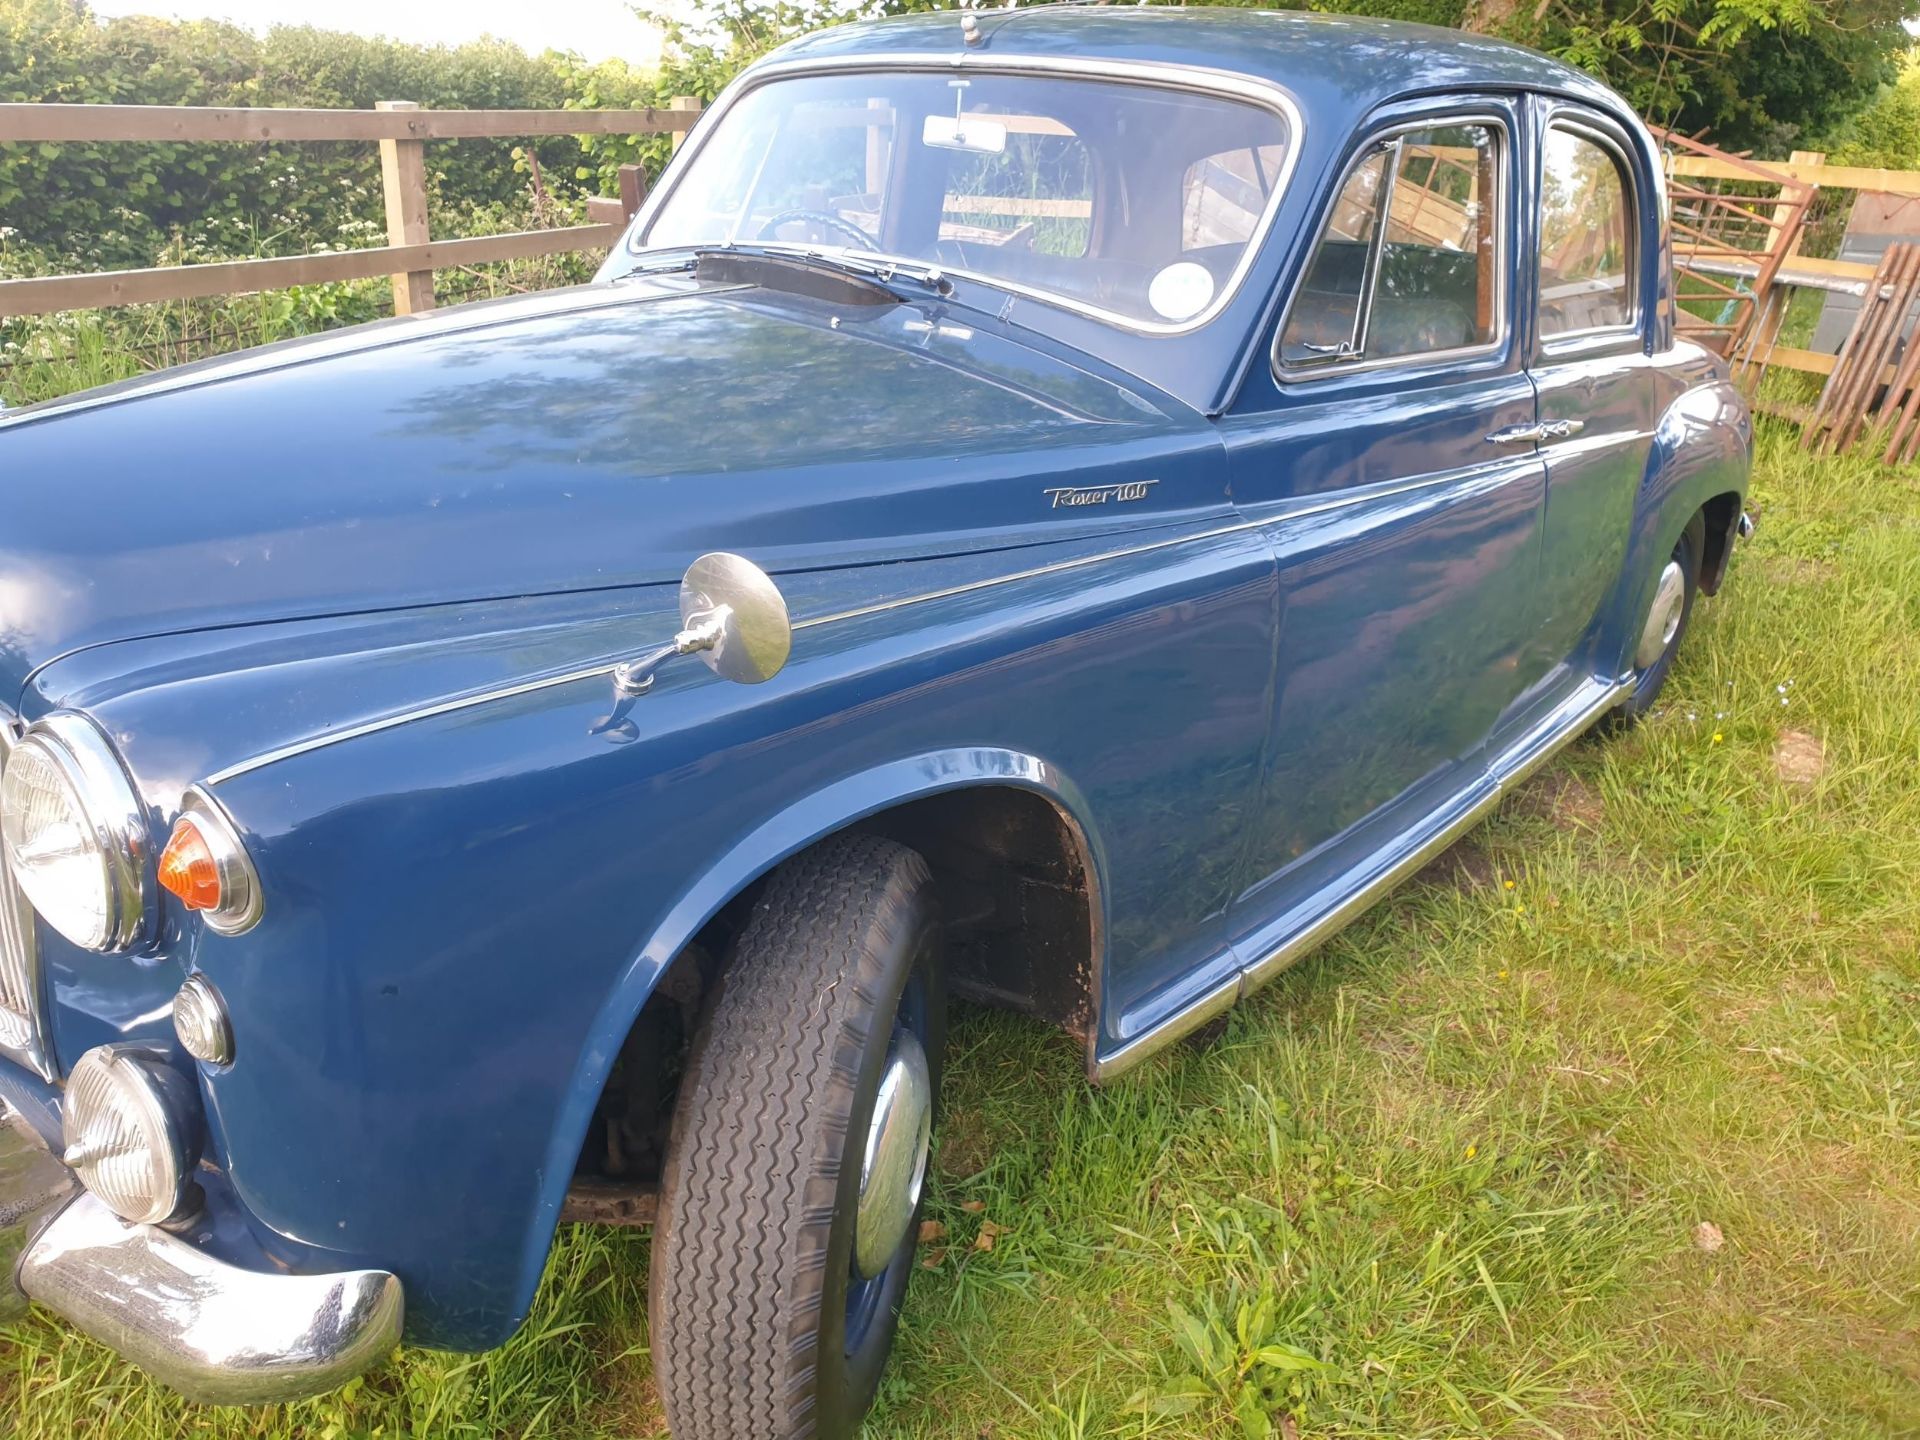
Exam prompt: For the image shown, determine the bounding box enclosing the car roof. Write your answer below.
[770,6,1631,126]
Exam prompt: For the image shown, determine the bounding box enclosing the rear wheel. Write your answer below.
[651,833,945,1440]
[1611,522,1701,725]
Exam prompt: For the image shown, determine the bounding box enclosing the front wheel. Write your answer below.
[651,833,945,1440]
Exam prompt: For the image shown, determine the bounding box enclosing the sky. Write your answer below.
[87,0,665,63]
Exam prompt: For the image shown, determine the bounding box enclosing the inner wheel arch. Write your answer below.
[1695,489,1743,596]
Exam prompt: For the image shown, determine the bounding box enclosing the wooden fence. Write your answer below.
[0,97,702,320]
[1663,149,1920,383]
[7,102,1920,394]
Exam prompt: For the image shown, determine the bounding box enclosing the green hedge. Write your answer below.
[0,0,703,269]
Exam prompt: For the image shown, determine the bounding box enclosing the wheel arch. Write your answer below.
[518,749,1106,1304]
[1610,375,1751,669]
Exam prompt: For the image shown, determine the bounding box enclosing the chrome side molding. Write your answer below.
[1092,676,1632,1081]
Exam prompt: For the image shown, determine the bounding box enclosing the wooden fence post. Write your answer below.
[670,95,700,153]
[377,100,434,315]
[618,163,648,220]
[1747,149,1825,368]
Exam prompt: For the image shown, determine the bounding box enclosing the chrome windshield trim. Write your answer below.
[201,467,1508,788]
[619,51,1306,339]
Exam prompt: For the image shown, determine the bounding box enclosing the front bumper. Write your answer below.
[4,1097,404,1405]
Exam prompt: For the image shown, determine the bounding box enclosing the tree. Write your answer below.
[1526,0,1912,151]
[1819,46,1920,166]
[634,0,1912,155]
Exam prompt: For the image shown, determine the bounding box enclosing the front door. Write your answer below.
[1219,97,1550,950]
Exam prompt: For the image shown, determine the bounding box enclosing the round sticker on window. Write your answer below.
[1147,262,1215,322]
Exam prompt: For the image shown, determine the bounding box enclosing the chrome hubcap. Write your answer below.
[853,1028,931,1280]
[1635,560,1685,670]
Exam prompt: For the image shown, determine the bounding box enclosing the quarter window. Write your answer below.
[1539,126,1635,335]
[1279,121,1502,371]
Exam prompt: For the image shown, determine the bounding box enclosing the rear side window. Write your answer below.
[1539,125,1636,336]
[1182,143,1292,249]
[1278,120,1503,372]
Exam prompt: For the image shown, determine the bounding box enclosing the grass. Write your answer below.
[5,418,1918,1439]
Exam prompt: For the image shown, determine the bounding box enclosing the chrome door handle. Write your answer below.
[1487,423,1547,445]
[1486,419,1586,445]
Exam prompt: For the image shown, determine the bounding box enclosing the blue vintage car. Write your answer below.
[0,8,1751,1436]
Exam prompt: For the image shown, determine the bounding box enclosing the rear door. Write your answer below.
[1516,101,1659,713]
[1219,95,1549,938]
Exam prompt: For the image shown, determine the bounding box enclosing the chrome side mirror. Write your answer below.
[612,553,792,697]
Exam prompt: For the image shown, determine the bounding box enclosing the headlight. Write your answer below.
[0,712,153,951]
[62,1044,200,1225]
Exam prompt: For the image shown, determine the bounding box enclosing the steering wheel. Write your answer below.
[755,209,880,251]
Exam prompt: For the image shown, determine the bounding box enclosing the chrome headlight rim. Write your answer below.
[2,711,154,953]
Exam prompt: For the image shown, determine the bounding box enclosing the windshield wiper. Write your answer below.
[696,243,956,299]
[621,250,699,277]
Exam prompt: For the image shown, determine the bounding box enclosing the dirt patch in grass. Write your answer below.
[1759,552,1840,585]
[590,1360,669,1438]
[1510,770,1606,830]
[1417,837,1498,889]
[936,1105,994,1180]
[1772,729,1826,785]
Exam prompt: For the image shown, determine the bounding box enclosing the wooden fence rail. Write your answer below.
[0,97,702,320]
[1667,153,1920,199]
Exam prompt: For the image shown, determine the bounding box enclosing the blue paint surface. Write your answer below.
[0,10,1749,1352]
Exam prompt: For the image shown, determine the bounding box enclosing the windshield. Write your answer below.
[637,68,1295,329]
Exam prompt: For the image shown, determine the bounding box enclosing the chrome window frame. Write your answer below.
[1536,111,1643,347]
[0,707,55,1082]
[622,52,1306,339]
[1271,111,1513,384]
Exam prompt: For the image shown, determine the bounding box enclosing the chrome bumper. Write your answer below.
[4,1098,404,1405]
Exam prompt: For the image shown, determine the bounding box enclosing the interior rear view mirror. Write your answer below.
[922,114,1007,155]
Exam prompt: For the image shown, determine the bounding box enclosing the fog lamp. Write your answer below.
[62,1044,200,1225]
